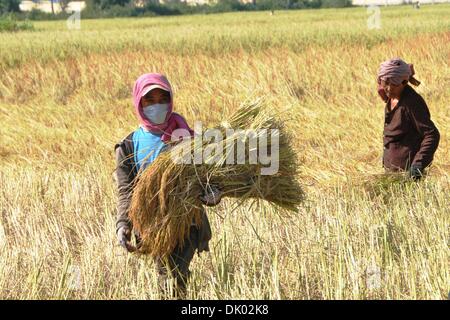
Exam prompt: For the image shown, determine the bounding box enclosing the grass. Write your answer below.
[0,17,34,33]
[0,4,449,299]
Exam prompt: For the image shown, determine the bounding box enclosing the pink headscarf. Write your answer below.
[133,73,194,143]
[376,58,421,102]
[377,58,421,86]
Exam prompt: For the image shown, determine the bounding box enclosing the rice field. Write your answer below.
[0,5,449,299]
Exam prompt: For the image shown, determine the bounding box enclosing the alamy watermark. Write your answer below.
[366,261,382,291]
[367,5,381,30]
[169,121,280,175]
[67,10,81,30]
[67,264,82,291]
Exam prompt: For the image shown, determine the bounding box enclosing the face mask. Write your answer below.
[143,103,169,125]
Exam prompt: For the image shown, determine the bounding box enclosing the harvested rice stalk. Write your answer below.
[129,99,304,257]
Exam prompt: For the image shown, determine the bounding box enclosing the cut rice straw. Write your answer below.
[129,98,305,257]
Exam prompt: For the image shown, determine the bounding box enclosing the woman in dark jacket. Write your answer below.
[377,58,440,179]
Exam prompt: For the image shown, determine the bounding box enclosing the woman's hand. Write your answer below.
[117,226,137,252]
[199,185,222,207]
[410,164,423,181]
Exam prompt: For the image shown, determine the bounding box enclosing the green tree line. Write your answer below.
[1,0,352,19]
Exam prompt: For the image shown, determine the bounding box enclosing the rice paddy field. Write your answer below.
[0,4,449,299]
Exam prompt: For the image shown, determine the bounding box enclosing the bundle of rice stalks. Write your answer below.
[129,99,304,257]
[360,172,417,202]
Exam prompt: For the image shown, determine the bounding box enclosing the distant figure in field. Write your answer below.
[377,58,440,180]
[114,73,222,298]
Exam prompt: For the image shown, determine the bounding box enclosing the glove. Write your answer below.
[199,185,222,207]
[117,226,136,252]
[409,163,423,181]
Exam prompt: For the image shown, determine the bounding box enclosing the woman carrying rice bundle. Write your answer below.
[376,58,440,179]
[114,73,222,298]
